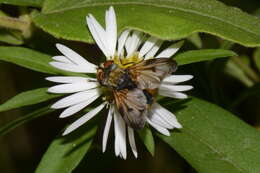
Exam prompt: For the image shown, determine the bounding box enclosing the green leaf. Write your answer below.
[0,46,65,75]
[158,97,260,173]
[0,46,89,76]
[0,0,43,7]
[0,88,60,112]
[175,49,236,65]
[230,56,260,83]
[32,0,260,47]
[187,33,202,48]
[138,127,155,156]
[225,58,253,87]
[0,29,23,45]
[0,10,7,16]
[253,48,260,72]
[36,124,97,173]
[219,40,235,50]
[0,106,54,136]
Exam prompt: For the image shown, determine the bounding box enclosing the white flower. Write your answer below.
[47,6,193,159]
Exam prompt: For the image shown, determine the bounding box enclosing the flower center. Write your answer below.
[113,53,143,68]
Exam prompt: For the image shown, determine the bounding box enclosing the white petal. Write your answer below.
[160,84,193,92]
[153,103,182,129]
[102,105,113,152]
[114,110,120,156]
[163,75,193,84]
[114,109,127,159]
[62,102,106,135]
[117,30,130,56]
[159,89,188,99]
[86,15,110,58]
[49,62,96,73]
[156,41,184,58]
[59,101,92,118]
[128,127,138,158]
[48,82,98,94]
[119,153,124,159]
[51,89,100,109]
[52,56,72,64]
[144,40,163,59]
[125,31,143,57]
[139,36,158,58]
[114,133,120,156]
[46,76,96,84]
[105,6,117,57]
[118,118,127,159]
[125,36,132,55]
[56,44,96,67]
[149,111,173,129]
[147,118,170,136]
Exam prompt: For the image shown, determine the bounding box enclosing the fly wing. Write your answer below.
[114,88,149,129]
[129,58,177,89]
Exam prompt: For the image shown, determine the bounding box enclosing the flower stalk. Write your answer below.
[231,56,260,83]
[0,15,32,38]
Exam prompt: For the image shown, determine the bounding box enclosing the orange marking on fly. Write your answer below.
[97,68,104,83]
[103,60,114,68]
[97,60,115,85]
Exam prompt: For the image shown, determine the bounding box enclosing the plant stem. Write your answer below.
[231,56,260,82]
[0,16,29,32]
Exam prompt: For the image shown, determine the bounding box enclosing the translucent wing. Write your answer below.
[113,88,149,129]
[129,58,177,89]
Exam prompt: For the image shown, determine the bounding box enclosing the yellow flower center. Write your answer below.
[113,53,143,68]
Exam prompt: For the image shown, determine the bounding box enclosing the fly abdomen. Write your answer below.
[143,90,154,105]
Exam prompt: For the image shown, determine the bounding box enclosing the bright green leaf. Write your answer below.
[0,10,7,16]
[175,49,236,65]
[158,97,260,173]
[0,88,60,112]
[0,0,43,7]
[0,46,60,74]
[138,127,155,156]
[0,46,78,75]
[0,46,89,76]
[36,124,97,173]
[0,106,54,136]
[32,0,260,47]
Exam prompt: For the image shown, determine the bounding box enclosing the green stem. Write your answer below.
[231,56,260,82]
[0,16,29,32]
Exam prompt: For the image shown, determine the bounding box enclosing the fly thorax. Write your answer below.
[98,55,142,90]
[107,67,125,88]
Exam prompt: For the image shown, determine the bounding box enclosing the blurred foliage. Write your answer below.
[0,0,260,173]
